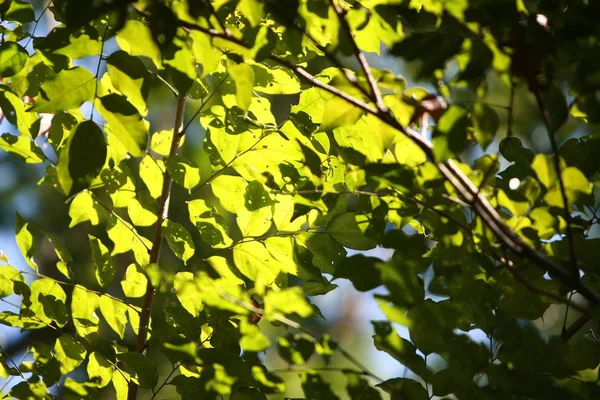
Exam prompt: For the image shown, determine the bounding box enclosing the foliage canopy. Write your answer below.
[1,0,600,399]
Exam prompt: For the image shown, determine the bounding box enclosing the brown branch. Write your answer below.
[127,93,186,400]
[562,313,591,341]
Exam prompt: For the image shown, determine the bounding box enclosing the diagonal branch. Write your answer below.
[329,0,386,111]
[127,93,186,400]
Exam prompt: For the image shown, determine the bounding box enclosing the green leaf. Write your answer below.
[30,278,68,327]
[68,191,109,227]
[54,334,87,374]
[71,285,99,339]
[112,370,128,400]
[173,272,204,317]
[0,42,28,78]
[15,212,37,270]
[190,31,222,77]
[265,287,313,319]
[278,333,315,365]
[499,137,534,166]
[237,207,273,237]
[162,219,195,263]
[345,372,382,400]
[302,372,339,400]
[87,352,113,388]
[0,266,25,297]
[121,264,147,298]
[166,155,201,190]
[36,25,102,59]
[139,155,164,198]
[106,215,152,267]
[297,233,347,274]
[252,63,301,94]
[99,295,128,339]
[334,255,382,292]
[95,91,149,157]
[89,235,114,287]
[30,67,96,113]
[320,96,363,132]
[57,120,107,196]
[188,199,233,248]
[472,103,499,150]
[212,175,247,213]
[46,233,73,280]
[0,133,45,164]
[116,20,162,68]
[327,213,377,250]
[239,319,270,352]
[0,89,39,136]
[127,192,158,227]
[151,129,181,156]
[5,0,35,23]
[227,62,255,111]
[432,105,468,162]
[106,51,151,116]
[118,352,158,389]
[233,241,282,294]
[164,37,197,94]
[376,378,427,400]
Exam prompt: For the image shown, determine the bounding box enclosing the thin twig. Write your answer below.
[179,73,229,137]
[0,344,29,384]
[532,88,578,276]
[329,0,386,111]
[507,76,515,137]
[23,1,52,48]
[498,257,587,313]
[91,24,109,120]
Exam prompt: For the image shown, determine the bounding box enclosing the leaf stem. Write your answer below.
[127,93,186,400]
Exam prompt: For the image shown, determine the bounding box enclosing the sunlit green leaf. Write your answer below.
[227,62,254,111]
[30,67,96,113]
[15,212,37,270]
[55,334,87,374]
[0,266,25,297]
[166,155,201,190]
[106,50,151,116]
[233,241,281,294]
[0,42,28,78]
[99,295,128,339]
[89,235,114,287]
[57,120,107,196]
[0,133,45,164]
[162,219,195,263]
[30,278,68,327]
[327,213,377,250]
[116,20,162,67]
[87,352,113,388]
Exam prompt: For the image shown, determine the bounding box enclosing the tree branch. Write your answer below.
[127,93,186,400]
